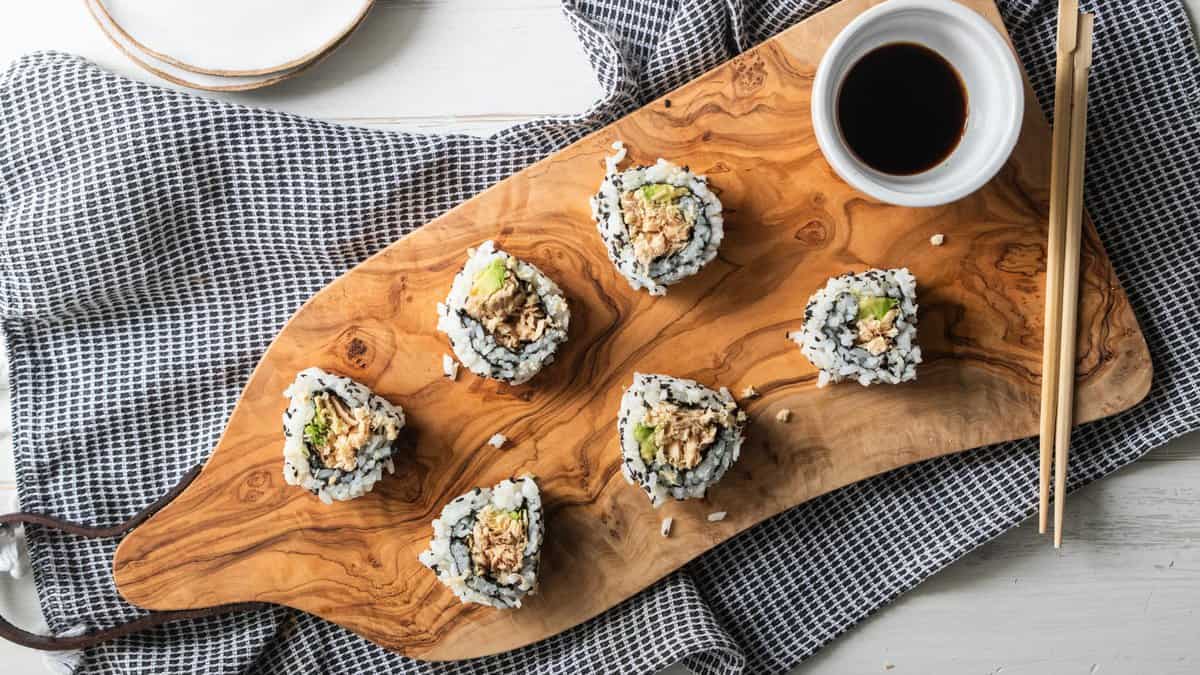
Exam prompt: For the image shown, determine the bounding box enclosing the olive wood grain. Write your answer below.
[112,0,1152,660]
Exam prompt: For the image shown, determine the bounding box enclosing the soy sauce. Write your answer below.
[837,42,967,176]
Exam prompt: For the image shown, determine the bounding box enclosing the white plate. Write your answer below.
[97,0,374,76]
[87,0,364,90]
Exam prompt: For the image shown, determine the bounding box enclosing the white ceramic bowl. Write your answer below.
[811,0,1025,207]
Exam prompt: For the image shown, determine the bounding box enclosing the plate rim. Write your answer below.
[86,0,368,91]
[94,0,376,77]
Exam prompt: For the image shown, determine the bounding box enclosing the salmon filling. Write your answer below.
[638,402,732,470]
[620,183,698,267]
[854,295,902,356]
[469,506,528,576]
[465,258,549,351]
[304,392,399,472]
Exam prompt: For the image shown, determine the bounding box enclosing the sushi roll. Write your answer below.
[419,476,544,608]
[590,141,725,296]
[281,367,405,504]
[789,268,922,387]
[437,241,569,385]
[618,373,746,508]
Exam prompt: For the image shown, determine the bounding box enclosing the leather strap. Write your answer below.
[0,465,270,651]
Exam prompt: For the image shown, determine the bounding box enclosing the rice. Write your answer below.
[487,433,507,449]
[590,141,725,296]
[418,476,544,608]
[436,240,570,385]
[707,511,727,522]
[442,354,459,380]
[660,517,673,537]
[281,367,405,504]
[788,268,922,387]
[618,373,746,507]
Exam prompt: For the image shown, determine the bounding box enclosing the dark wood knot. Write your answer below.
[732,53,767,96]
[333,327,378,371]
[238,470,273,503]
[997,242,1045,276]
[794,218,830,247]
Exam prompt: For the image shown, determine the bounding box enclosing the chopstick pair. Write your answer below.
[1038,2,1095,548]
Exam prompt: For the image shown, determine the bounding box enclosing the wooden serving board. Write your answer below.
[112,0,1152,661]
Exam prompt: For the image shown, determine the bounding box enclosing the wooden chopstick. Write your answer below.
[1039,0,1080,535]
[1052,13,1095,548]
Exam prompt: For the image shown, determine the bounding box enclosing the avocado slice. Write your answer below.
[638,183,690,204]
[857,295,898,322]
[303,407,328,449]
[471,258,507,297]
[634,423,657,462]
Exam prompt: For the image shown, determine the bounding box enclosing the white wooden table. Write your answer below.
[2,2,1198,673]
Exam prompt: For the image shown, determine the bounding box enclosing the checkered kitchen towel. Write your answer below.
[2,1,1197,673]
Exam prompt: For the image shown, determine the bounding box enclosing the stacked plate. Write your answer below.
[87,0,375,91]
